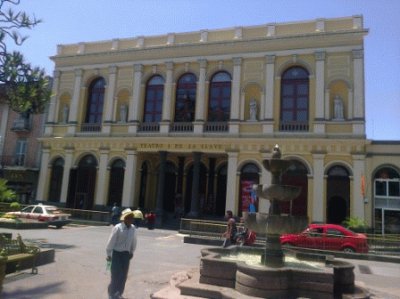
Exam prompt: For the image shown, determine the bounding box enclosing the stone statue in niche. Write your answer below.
[62,104,69,123]
[119,103,127,123]
[249,98,257,121]
[333,95,344,120]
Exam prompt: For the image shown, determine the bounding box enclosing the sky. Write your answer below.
[7,0,400,140]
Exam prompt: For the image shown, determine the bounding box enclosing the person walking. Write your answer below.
[110,202,121,226]
[132,207,144,228]
[106,208,137,299]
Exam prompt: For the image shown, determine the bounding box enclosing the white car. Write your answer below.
[7,204,71,228]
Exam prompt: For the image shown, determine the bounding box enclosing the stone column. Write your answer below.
[188,152,202,217]
[226,151,238,214]
[128,64,143,134]
[352,49,364,119]
[35,148,51,202]
[176,156,185,196]
[263,55,275,133]
[314,52,325,134]
[45,70,60,135]
[315,52,325,120]
[324,88,330,120]
[122,149,137,207]
[94,148,109,206]
[60,148,74,204]
[347,88,353,119]
[68,69,83,135]
[352,154,365,219]
[264,55,275,120]
[160,62,173,133]
[207,158,216,209]
[194,59,207,133]
[155,151,167,225]
[103,66,117,134]
[230,57,242,121]
[312,153,325,222]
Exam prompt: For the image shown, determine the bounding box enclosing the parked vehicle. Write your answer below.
[6,204,71,228]
[280,223,368,253]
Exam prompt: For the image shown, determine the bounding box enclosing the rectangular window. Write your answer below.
[389,181,400,197]
[15,139,27,166]
[375,180,387,196]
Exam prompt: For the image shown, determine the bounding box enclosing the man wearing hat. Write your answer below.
[106,208,137,299]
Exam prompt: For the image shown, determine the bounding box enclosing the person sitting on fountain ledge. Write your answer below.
[222,210,238,247]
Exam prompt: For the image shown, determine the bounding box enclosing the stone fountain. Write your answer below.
[170,145,369,299]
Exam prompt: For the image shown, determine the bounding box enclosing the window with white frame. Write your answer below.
[15,139,27,166]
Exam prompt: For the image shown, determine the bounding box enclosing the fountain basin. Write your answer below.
[198,246,356,299]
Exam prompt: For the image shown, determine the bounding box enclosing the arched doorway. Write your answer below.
[107,159,125,207]
[67,155,98,210]
[238,163,260,217]
[163,161,177,213]
[281,160,308,216]
[215,164,227,217]
[326,165,350,224]
[184,162,207,215]
[48,158,64,202]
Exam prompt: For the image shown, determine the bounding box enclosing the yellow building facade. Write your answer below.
[36,16,400,232]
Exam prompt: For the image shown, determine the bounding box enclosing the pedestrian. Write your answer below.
[110,202,121,226]
[132,207,144,228]
[106,208,137,299]
[221,210,238,247]
[145,211,156,230]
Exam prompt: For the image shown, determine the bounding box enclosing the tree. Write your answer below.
[0,0,51,113]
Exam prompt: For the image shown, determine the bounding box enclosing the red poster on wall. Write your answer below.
[241,180,257,212]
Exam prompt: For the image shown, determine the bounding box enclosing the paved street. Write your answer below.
[1,225,400,299]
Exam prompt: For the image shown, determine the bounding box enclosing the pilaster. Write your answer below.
[312,153,325,222]
[122,149,137,207]
[36,148,51,202]
[226,151,239,214]
[230,57,242,120]
[94,149,109,206]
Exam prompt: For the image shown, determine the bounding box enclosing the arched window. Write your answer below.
[107,159,125,207]
[144,75,164,122]
[175,73,197,122]
[280,67,309,131]
[86,78,105,123]
[208,72,231,122]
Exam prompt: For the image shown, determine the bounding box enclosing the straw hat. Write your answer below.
[120,208,134,221]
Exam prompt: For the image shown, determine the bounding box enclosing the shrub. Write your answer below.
[9,202,21,211]
[342,217,367,232]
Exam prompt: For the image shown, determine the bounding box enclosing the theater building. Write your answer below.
[35,16,400,232]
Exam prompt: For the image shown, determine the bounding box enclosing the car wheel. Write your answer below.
[343,247,355,253]
[56,225,63,229]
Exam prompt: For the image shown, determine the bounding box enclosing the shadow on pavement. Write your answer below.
[3,281,65,298]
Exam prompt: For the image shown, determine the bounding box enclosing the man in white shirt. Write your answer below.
[106,208,137,299]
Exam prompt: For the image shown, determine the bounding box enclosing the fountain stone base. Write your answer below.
[188,246,367,299]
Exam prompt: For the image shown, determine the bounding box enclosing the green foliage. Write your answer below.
[342,217,367,229]
[0,179,16,202]
[9,201,20,211]
[0,0,50,114]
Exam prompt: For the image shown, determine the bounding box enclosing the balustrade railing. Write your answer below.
[279,121,309,132]
[170,122,193,132]
[80,123,101,132]
[204,122,228,132]
[138,122,160,132]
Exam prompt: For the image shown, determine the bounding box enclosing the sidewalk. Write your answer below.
[1,225,400,299]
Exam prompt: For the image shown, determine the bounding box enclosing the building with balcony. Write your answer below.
[36,16,400,233]
[0,87,45,203]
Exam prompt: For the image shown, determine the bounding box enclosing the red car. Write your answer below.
[280,223,368,253]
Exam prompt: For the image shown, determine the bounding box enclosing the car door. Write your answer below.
[20,206,34,219]
[298,227,323,249]
[31,206,44,220]
[324,227,345,251]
